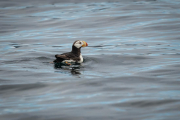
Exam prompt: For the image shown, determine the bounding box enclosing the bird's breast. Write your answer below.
[78,54,83,63]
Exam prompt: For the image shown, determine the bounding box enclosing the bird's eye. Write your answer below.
[79,42,82,44]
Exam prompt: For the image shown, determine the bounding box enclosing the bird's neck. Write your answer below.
[71,46,81,56]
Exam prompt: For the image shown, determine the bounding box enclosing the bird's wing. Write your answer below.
[54,54,70,63]
[55,54,70,60]
[64,52,80,62]
[54,52,80,63]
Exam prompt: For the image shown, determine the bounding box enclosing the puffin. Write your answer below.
[53,40,88,65]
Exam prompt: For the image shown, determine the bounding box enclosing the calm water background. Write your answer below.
[0,0,180,120]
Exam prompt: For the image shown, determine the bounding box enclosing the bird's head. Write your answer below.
[73,40,88,48]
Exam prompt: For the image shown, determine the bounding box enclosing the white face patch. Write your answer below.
[74,40,83,48]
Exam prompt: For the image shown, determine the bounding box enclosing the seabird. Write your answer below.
[53,40,88,65]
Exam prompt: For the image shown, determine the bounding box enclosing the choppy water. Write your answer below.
[0,0,180,120]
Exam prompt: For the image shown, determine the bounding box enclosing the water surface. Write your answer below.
[0,0,180,120]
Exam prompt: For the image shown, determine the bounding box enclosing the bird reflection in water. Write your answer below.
[54,62,81,75]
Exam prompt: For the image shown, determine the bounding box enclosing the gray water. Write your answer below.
[0,0,180,120]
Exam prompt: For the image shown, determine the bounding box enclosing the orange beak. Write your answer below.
[82,41,88,47]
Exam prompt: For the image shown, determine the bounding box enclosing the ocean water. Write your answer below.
[0,0,180,120]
